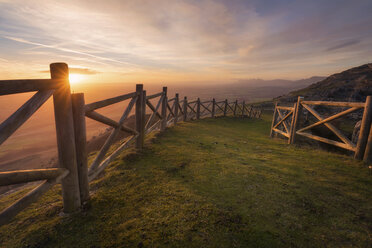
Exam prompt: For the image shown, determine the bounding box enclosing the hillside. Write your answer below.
[0,115,370,247]
[276,63,372,102]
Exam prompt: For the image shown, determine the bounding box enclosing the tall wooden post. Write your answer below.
[242,101,245,116]
[196,98,201,120]
[270,102,278,138]
[136,84,145,149]
[224,99,228,116]
[233,100,238,116]
[174,93,179,125]
[363,125,372,164]
[160,87,167,131]
[355,96,372,159]
[183,96,188,121]
[212,98,216,117]
[71,93,89,203]
[50,63,81,213]
[288,102,297,144]
[290,96,303,144]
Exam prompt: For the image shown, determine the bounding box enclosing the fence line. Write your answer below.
[270,96,372,163]
[0,62,262,226]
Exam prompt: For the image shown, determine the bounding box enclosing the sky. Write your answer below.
[0,0,371,84]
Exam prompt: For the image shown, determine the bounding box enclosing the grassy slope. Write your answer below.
[0,114,371,247]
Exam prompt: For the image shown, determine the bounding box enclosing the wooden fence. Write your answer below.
[270,96,372,163]
[0,63,262,226]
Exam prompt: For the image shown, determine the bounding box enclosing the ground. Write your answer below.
[0,113,371,247]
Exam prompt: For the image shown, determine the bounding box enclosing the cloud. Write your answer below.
[3,36,135,66]
[0,0,372,80]
[326,39,360,52]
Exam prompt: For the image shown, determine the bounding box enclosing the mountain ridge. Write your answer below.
[275,63,372,103]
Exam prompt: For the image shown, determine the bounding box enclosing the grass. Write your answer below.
[0,113,371,247]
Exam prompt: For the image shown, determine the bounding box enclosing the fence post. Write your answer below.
[287,102,297,144]
[270,102,278,138]
[212,98,216,117]
[233,100,238,116]
[290,96,303,144]
[136,84,145,150]
[355,96,372,160]
[183,96,188,121]
[363,126,372,164]
[50,63,81,213]
[224,99,228,116]
[160,87,167,131]
[71,93,89,203]
[196,98,201,120]
[242,101,245,116]
[174,93,179,125]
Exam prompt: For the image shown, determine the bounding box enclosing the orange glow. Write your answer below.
[69,73,85,85]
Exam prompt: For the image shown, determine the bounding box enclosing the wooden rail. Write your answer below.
[0,62,263,226]
[0,63,80,226]
[270,96,372,161]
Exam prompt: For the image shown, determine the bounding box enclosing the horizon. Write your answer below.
[0,0,371,85]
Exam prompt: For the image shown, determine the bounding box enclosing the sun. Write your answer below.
[69,73,85,85]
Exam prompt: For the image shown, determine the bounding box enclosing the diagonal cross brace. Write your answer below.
[301,103,355,148]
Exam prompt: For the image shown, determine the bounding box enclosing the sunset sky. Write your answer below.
[0,0,371,84]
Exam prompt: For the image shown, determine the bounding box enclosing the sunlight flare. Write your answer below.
[69,73,85,85]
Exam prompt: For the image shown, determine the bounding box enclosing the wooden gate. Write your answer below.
[270,96,372,162]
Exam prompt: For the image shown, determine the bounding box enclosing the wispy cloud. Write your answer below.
[4,36,135,66]
[0,0,372,81]
[326,39,360,52]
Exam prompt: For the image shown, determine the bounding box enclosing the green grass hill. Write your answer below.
[0,114,371,247]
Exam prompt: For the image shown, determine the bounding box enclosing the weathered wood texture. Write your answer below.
[288,103,297,144]
[0,79,64,95]
[86,111,137,134]
[0,169,69,226]
[296,131,354,151]
[146,92,163,100]
[223,99,228,116]
[84,92,137,112]
[0,168,68,187]
[301,103,354,149]
[71,93,90,203]
[196,98,201,120]
[88,95,137,174]
[0,90,53,146]
[301,101,364,108]
[270,103,278,138]
[145,94,164,131]
[160,87,168,131]
[183,97,188,121]
[211,99,215,117]
[135,85,145,149]
[174,94,179,125]
[363,125,372,163]
[88,135,137,182]
[289,96,303,144]
[355,96,372,159]
[271,96,371,155]
[50,62,81,213]
[233,100,238,116]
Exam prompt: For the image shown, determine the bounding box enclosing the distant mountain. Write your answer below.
[232,76,325,91]
[276,63,372,102]
[170,76,325,103]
